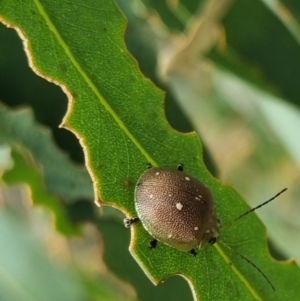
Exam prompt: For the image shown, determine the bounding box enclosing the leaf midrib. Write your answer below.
[215,243,263,300]
[33,0,156,167]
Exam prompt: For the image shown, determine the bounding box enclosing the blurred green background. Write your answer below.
[0,0,299,300]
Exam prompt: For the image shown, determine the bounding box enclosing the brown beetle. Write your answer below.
[129,164,220,252]
[124,164,287,290]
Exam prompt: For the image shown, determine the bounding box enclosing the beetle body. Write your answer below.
[134,167,220,251]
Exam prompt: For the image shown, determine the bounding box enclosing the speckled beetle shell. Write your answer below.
[135,167,220,251]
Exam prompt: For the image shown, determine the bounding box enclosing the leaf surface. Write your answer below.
[1,1,300,300]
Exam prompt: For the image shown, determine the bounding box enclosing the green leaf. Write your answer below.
[1,1,300,300]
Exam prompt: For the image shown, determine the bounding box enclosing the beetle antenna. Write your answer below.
[219,240,275,291]
[234,188,287,222]
[218,188,287,290]
[221,188,287,230]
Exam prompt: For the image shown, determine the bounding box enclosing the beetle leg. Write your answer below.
[145,163,152,169]
[177,163,184,171]
[190,249,197,256]
[123,217,139,228]
[149,239,157,249]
